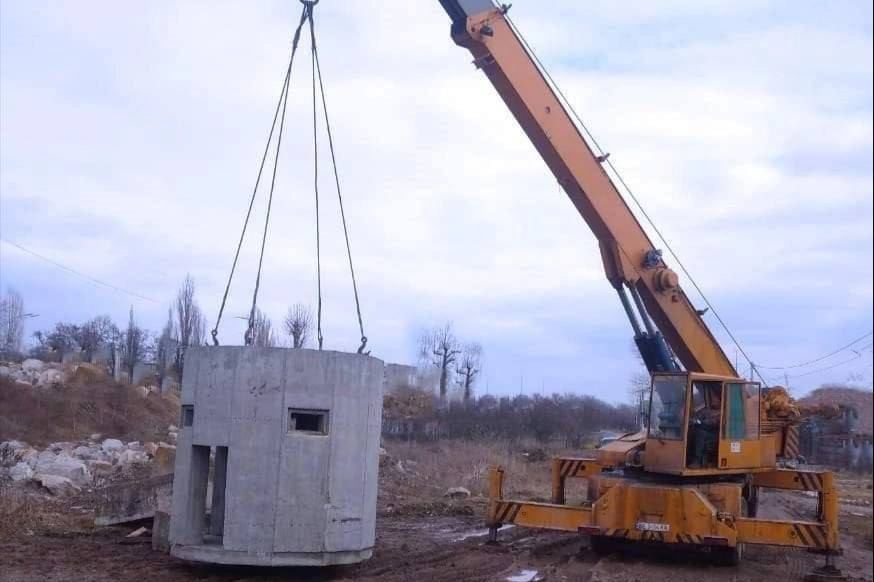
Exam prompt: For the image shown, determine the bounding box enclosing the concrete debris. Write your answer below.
[94,474,173,526]
[126,526,150,538]
[37,368,65,387]
[10,461,34,482]
[21,359,46,373]
[117,449,149,465]
[35,473,81,496]
[73,445,100,460]
[152,511,171,552]
[35,454,91,486]
[101,438,124,453]
[444,486,472,499]
[0,359,114,388]
[0,436,171,494]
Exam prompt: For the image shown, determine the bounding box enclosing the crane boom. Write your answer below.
[437,0,737,378]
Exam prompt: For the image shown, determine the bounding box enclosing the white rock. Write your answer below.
[444,486,472,499]
[37,369,64,387]
[101,438,124,452]
[167,432,178,442]
[35,474,80,496]
[72,445,100,460]
[167,424,178,433]
[117,449,149,465]
[49,442,76,453]
[21,359,45,372]
[36,454,91,486]
[10,461,34,482]
[35,450,57,467]
[0,365,11,378]
[126,441,142,451]
[89,433,103,442]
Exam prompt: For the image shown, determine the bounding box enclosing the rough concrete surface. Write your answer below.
[169,346,384,566]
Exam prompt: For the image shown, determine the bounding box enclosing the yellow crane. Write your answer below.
[435,1,842,577]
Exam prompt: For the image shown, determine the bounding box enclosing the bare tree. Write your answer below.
[627,341,651,429]
[120,306,147,382]
[456,342,482,403]
[155,308,176,387]
[33,322,80,360]
[284,303,311,349]
[251,308,276,347]
[174,275,206,376]
[419,323,461,402]
[0,288,26,355]
[77,315,119,361]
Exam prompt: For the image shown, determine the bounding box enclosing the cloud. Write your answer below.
[1,0,871,400]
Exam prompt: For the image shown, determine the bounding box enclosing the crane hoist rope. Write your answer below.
[210,0,368,354]
[504,13,767,386]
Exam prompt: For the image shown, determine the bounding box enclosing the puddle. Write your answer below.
[506,569,540,582]
[452,525,515,542]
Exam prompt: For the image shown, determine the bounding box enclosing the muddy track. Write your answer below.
[0,494,870,582]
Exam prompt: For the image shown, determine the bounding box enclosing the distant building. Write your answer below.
[383,363,440,395]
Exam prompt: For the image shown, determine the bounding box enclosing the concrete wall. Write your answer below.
[169,346,384,566]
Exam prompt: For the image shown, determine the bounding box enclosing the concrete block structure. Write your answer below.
[169,346,384,566]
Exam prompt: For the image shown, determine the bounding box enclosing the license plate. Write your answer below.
[636,522,669,532]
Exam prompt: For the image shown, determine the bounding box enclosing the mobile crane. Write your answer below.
[436,0,841,575]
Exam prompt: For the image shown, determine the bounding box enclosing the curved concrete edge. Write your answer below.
[170,544,373,567]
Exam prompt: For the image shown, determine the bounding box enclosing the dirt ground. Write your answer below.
[1,481,871,582]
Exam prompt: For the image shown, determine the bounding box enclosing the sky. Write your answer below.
[1,0,872,402]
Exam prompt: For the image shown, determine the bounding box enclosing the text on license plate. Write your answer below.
[636,522,670,532]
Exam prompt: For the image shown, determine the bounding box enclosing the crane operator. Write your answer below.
[689,386,721,467]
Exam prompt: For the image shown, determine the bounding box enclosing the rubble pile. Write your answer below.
[0,359,165,394]
[0,359,69,388]
[0,433,176,496]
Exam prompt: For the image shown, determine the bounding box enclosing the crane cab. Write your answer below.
[643,372,778,476]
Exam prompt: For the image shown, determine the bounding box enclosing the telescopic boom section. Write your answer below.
[437,0,737,377]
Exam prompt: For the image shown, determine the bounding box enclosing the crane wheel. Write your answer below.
[589,535,625,557]
[712,543,744,567]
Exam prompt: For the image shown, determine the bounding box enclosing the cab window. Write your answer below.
[723,383,760,440]
[648,376,686,440]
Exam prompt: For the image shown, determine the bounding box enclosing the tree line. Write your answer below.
[385,384,639,445]
[0,277,318,385]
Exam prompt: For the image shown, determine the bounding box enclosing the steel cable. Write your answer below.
[505,14,767,385]
[311,12,369,354]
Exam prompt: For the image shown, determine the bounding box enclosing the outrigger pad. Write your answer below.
[804,564,847,582]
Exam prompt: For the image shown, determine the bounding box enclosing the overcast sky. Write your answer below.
[1,0,872,402]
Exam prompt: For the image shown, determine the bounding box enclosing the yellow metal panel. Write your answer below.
[718,438,763,469]
[644,438,686,474]
[736,518,831,550]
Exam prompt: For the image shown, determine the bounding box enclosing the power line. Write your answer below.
[756,331,873,370]
[784,353,867,380]
[504,15,768,386]
[0,238,160,304]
